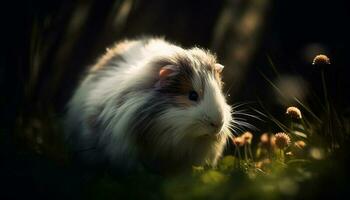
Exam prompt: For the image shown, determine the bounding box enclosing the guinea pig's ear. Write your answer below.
[155,65,179,88]
[159,65,179,78]
[214,63,224,74]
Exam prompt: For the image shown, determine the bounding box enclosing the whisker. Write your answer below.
[232,117,248,121]
[227,125,245,134]
[233,112,265,121]
[231,102,255,110]
[233,109,250,113]
[232,119,259,132]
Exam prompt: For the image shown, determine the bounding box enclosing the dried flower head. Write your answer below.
[286,151,293,156]
[260,133,269,144]
[294,140,306,149]
[310,148,324,160]
[312,54,330,65]
[274,132,291,149]
[286,106,302,119]
[242,132,253,144]
[270,135,276,148]
[255,158,271,169]
[232,136,245,147]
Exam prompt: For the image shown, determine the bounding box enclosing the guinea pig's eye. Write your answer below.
[188,90,199,101]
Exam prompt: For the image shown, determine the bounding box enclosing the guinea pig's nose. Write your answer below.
[209,120,224,131]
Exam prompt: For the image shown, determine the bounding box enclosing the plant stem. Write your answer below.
[244,145,248,161]
[321,70,330,114]
[248,144,254,160]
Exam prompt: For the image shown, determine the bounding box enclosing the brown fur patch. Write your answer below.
[90,40,134,72]
[157,58,194,95]
[188,48,223,88]
[174,95,194,107]
[213,69,224,88]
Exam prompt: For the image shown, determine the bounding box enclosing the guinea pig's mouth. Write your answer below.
[200,132,221,140]
[205,128,223,138]
[197,119,223,133]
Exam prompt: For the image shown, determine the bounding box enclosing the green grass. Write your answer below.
[81,103,339,200]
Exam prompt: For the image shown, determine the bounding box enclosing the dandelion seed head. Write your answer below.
[260,133,269,144]
[294,140,306,149]
[274,132,291,149]
[242,131,253,144]
[286,106,302,119]
[312,54,330,65]
[232,136,245,147]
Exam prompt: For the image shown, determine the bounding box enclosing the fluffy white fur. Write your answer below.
[65,38,233,173]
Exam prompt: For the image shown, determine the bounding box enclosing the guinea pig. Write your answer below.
[65,38,234,174]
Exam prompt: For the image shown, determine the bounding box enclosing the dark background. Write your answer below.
[1,0,349,199]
